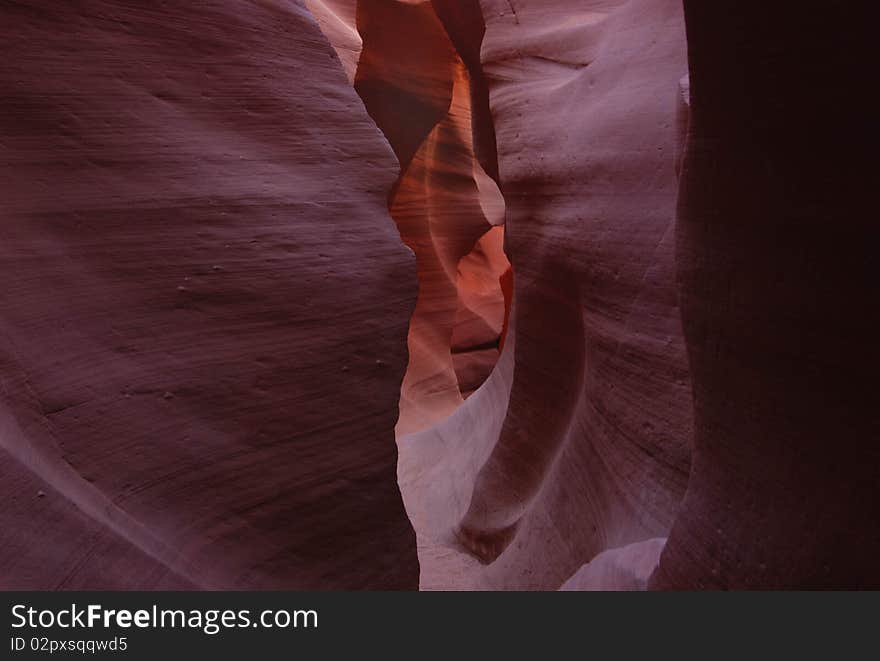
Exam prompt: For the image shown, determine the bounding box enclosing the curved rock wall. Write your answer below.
[0,0,418,589]
[304,0,360,82]
[3,0,874,591]
[400,0,693,589]
[651,2,878,589]
[353,0,509,435]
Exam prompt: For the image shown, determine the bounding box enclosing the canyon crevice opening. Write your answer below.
[0,0,875,591]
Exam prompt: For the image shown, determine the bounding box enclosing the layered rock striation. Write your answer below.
[2,0,875,591]
[399,0,693,589]
[0,0,418,589]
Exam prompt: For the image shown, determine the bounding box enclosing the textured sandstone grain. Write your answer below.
[3,0,873,593]
[400,0,693,589]
[0,0,418,589]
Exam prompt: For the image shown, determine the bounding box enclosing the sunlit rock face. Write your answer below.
[0,1,418,590]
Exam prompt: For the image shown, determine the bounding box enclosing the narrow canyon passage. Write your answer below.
[351,0,517,586]
[402,0,694,590]
[354,0,511,437]
[310,0,692,589]
[309,0,512,433]
[1,0,875,592]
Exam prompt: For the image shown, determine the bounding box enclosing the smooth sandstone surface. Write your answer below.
[561,538,666,591]
[397,0,876,591]
[2,0,874,592]
[400,0,693,589]
[303,0,360,82]
[354,0,508,436]
[0,0,418,589]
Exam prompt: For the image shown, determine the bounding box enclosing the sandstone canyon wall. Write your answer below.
[399,0,693,589]
[354,0,509,435]
[2,0,875,591]
[395,0,876,590]
[651,2,878,589]
[0,0,418,589]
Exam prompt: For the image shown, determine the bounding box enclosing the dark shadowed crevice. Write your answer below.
[430,0,501,184]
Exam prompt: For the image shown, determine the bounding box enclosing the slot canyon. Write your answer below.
[0,0,876,590]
